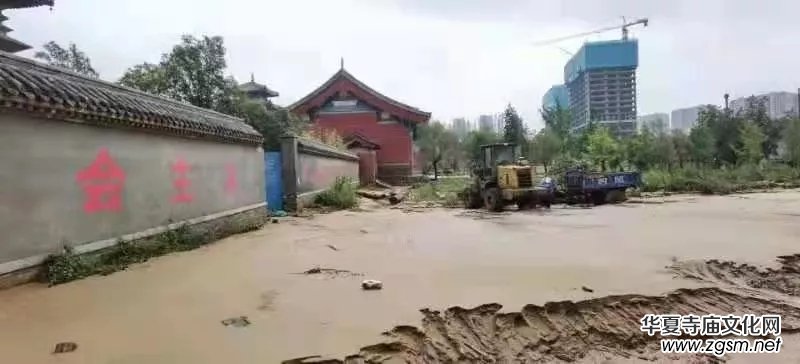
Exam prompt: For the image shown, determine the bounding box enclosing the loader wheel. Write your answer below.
[516,197,532,210]
[464,189,483,209]
[483,188,504,212]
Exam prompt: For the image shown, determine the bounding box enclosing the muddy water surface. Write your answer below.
[1,191,799,363]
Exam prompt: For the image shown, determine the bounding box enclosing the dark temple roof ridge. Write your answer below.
[0,51,263,145]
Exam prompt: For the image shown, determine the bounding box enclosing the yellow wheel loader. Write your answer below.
[462,143,555,211]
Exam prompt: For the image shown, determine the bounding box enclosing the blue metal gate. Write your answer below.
[265,152,283,212]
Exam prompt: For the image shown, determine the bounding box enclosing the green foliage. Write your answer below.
[118,35,237,114]
[784,118,800,166]
[118,63,167,95]
[45,246,92,285]
[238,101,307,150]
[689,123,716,165]
[34,41,98,78]
[540,103,571,140]
[315,177,358,209]
[418,121,459,179]
[652,132,677,169]
[117,34,312,151]
[739,96,783,158]
[462,129,501,164]
[736,121,766,165]
[44,218,263,285]
[698,105,744,165]
[671,130,692,168]
[642,163,800,194]
[502,104,528,153]
[585,127,618,171]
[528,127,561,172]
[410,177,469,206]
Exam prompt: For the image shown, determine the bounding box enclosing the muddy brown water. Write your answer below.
[1,191,799,363]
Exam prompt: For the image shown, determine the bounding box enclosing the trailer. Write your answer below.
[563,168,641,205]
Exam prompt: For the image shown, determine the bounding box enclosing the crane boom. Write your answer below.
[532,18,648,46]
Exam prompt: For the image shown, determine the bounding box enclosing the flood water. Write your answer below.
[1,191,799,363]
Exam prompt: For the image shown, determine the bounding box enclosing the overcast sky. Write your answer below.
[10,0,800,129]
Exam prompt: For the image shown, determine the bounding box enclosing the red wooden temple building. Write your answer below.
[289,67,430,184]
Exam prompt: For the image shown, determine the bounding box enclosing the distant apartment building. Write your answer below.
[670,105,707,133]
[542,84,569,111]
[451,117,471,139]
[478,114,495,132]
[638,113,669,134]
[564,39,639,137]
[730,91,799,119]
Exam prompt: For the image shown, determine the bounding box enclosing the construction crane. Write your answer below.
[532,17,649,46]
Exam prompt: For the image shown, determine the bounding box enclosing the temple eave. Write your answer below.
[0,34,29,52]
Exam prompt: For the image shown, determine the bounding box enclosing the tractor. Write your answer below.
[462,143,555,211]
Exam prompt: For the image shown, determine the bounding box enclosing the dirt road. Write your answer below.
[0,191,799,363]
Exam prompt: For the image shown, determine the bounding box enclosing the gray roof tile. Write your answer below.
[0,52,263,145]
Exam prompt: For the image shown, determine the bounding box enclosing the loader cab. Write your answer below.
[478,143,521,178]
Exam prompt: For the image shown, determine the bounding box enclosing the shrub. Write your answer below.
[315,177,358,209]
[409,177,470,206]
[45,246,91,285]
[43,218,263,285]
[642,163,800,194]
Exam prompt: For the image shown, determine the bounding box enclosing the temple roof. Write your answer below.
[0,0,53,9]
[238,74,278,98]
[289,69,430,123]
[0,52,263,145]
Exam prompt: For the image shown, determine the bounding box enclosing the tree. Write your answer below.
[118,63,167,96]
[585,127,618,171]
[671,130,692,168]
[736,121,766,165]
[119,35,236,114]
[34,41,98,77]
[462,130,501,165]
[418,122,458,179]
[502,104,527,151]
[540,102,571,140]
[623,126,657,170]
[689,123,716,166]
[784,118,800,166]
[697,105,741,165]
[739,96,783,159]
[528,127,561,172]
[237,99,307,151]
[652,132,677,169]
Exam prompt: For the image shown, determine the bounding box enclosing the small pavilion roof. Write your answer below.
[238,74,278,98]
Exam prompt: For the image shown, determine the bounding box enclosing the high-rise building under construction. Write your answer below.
[564,39,639,137]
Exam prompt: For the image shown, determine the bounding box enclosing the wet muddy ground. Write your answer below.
[1,191,799,363]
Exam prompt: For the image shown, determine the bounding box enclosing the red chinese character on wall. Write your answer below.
[171,158,193,204]
[224,163,238,195]
[76,148,126,214]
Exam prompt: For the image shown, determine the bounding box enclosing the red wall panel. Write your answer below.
[315,113,412,165]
